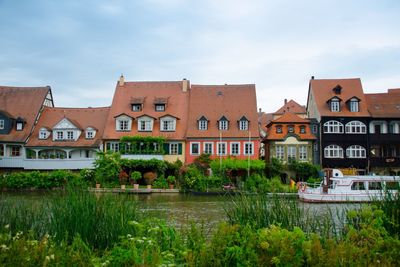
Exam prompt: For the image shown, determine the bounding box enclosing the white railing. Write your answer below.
[0,157,25,168]
[121,154,163,160]
[24,159,95,170]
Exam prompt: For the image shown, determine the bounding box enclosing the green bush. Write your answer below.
[210,158,265,178]
[153,175,168,189]
[289,160,320,181]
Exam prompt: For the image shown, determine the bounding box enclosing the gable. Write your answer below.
[53,118,79,130]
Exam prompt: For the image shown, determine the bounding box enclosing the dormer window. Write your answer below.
[198,116,208,130]
[218,116,229,130]
[328,97,341,112]
[332,85,342,94]
[67,131,74,140]
[300,125,306,134]
[114,114,133,132]
[288,125,294,133]
[39,128,50,140]
[56,131,64,140]
[160,116,177,131]
[276,125,282,133]
[348,97,360,112]
[15,118,25,131]
[137,115,154,132]
[238,116,249,131]
[132,104,142,111]
[0,119,4,130]
[155,104,165,112]
[85,127,96,139]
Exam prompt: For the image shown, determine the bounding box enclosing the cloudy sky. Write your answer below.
[1,0,399,112]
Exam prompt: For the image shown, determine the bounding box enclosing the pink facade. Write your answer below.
[185,138,260,164]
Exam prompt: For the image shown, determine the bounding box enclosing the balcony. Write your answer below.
[0,157,25,168]
[369,134,400,145]
[0,157,95,170]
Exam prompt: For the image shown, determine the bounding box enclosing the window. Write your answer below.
[330,99,340,112]
[300,126,306,134]
[10,146,20,157]
[299,146,307,160]
[230,142,240,155]
[170,143,179,155]
[161,118,176,131]
[346,145,366,158]
[106,142,120,152]
[67,131,74,140]
[115,115,132,131]
[275,146,284,160]
[351,182,365,190]
[287,146,296,161]
[276,126,282,133]
[86,131,94,139]
[369,182,382,190]
[239,120,248,131]
[324,145,343,158]
[345,121,366,134]
[217,142,227,155]
[118,120,129,131]
[56,131,64,140]
[349,99,359,112]
[0,144,4,156]
[39,129,48,139]
[219,120,228,130]
[323,120,343,133]
[16,122,23,131]
[288,125,294,133]
[313,143,318,152]
[244,142,253,155]
[0,119,4,129]
[155,104,165,111]
[312,125,318,134]
[204,142,213,154]
[138,117,153,131]
[132,104,142,111]
[199,120,208,130]
[190,142,200,155]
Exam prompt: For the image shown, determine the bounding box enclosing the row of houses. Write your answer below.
[1,76,400,175]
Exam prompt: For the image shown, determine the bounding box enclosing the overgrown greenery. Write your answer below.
[119,136,165,155]
[288,160,320,181]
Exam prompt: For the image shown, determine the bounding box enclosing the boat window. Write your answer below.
[386,181,399,190]
[351,182,365,190]
[368,182,382,190]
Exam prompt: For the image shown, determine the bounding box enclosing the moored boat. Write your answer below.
[298,169,400,203]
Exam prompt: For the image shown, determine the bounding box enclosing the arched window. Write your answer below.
[345,121,366,134]
[323,120,343,133]
[346,145,366,158]
[324,145,343,158]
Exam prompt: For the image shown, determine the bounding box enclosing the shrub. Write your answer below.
[130,171,141,184]
[153,175,168,189]
[143,172,157,185]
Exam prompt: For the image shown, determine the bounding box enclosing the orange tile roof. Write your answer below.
[103,81,189,140]
[268,111,310,126]
[274,99,306,115]
[26,107,110,147]
[187,84,258,138]
[0,86,51,143]
[258,112,273,133]
[365,89,400,118]
[309,78,370,117]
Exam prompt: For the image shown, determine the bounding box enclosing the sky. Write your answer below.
[1,0,399,113]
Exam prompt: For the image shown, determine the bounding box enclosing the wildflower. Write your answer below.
[4,224,9,229]
[128,221,139,226]
[127,234,132,238]
[1,244,9,251]
[136,239,144,244]
[50,254,55,260]
[260,241,269,250]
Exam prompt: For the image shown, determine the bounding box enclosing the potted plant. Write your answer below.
[143,171,157,190]
[118,170,128,190]
[95,174,102,189]
[130,171,141,190]
[167,175,176,189]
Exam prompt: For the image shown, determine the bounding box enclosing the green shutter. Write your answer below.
[178,143,182,155]
[163,143,170,155]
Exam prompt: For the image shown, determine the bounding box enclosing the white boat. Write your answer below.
[298,169,400,203]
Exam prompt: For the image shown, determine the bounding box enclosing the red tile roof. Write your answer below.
[309,78,370,117]
[265,112,316,141]
[187,84,258,138]
[103,81,189,140]
[365,89,400,118]
[258,112,273,133]
[0,86,51,143]
[26,107,110,147]
[274,99,306,115]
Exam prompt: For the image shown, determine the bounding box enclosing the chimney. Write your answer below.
[259,108,262,113]
[182,78,190,92]
[311,76,315,80]
[119,74,125,86]
[284,99,287,105]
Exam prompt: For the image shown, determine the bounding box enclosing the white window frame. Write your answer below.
[276,126,282,133]
[155,104,165,111]
[198,120,208,130]
[299,146,307,161]
[349,99,359,112]
[16,122,23,131]
[86,130,95,139]
[239,120,248,131]
[217,142,227,155]
[219,120,228,130]
[203,142,213,155]
[330,100,340,112]
[287,146,296,161]
[132,104,142,111]
[169,143,179,155]
[300,126,306,134]
[0,119,4,129]
[39,128,49,140]
[244,142,254,156]
[107,142,120,152]
[67,131,74,140]
[160,117,176,131]
[115,115,132,132]
[345,121,366,134]
[230,142,240,156]
[323,120,344,133]
[56,131,64,140]
[346,145,366,158]
[275,145,284,160]
[190,142,200,155]
[138,117,153,132]
[324,145,344,158]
